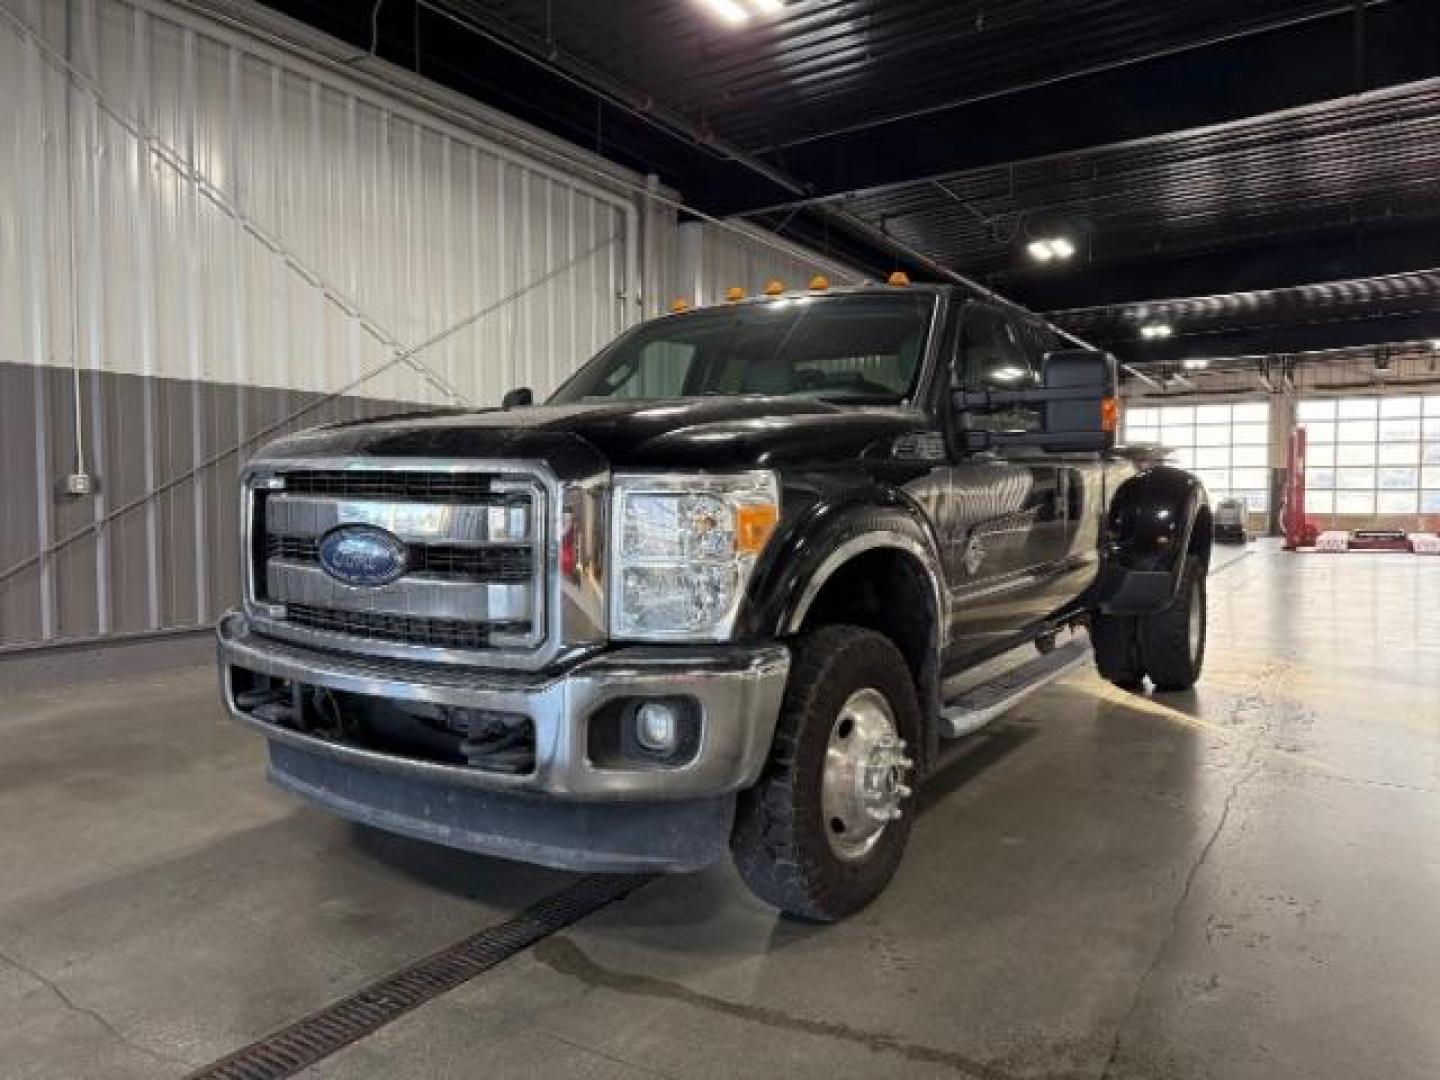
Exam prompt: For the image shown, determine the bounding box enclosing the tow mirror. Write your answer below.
[1039,349,1118,450]
[952,348,1118,453]
[501,386,534,409]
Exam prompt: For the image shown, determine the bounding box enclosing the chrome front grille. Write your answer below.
[244,462,549,662]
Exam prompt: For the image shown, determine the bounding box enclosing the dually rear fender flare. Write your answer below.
[1095,466,1210,615]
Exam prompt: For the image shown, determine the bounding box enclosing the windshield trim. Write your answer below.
[548,290,943,409]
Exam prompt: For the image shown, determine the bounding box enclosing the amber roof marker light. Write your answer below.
[669,298,690,313]
[725,286,746,302]
[887,271,911,287]
[763,279,785,296]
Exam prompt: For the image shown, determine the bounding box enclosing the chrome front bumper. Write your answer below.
[216,610,790,801]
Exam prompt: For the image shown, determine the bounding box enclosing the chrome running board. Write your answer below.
[939,638,1092,738]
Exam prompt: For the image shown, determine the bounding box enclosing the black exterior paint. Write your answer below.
[258,288,1209,686]
[272,396,931,475]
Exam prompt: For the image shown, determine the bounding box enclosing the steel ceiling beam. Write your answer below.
[727,0,1438,216]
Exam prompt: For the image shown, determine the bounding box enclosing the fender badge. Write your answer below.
[962,533,985,576]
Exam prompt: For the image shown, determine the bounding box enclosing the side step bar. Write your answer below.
[939,637,1092,739]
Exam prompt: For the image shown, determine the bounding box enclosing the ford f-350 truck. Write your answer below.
[218,283,1211,920]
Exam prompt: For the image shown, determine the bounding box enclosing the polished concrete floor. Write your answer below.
[2,542,1438,1079]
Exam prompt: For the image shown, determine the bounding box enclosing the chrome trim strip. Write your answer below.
[560,474,609,646]
[266,495,533,545]
[266,560,533,622]
[217,612,788,800]
[785,531,949,646]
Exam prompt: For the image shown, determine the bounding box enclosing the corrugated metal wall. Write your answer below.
[673,220,865,307]
[0,0,860,653]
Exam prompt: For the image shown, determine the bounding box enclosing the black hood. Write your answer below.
[260,397,934,475]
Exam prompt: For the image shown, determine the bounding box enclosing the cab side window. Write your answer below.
[955,305,1041,431]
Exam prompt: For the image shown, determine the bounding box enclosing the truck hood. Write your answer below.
[258,397,933,474]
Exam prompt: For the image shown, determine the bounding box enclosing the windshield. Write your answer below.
[550,292,936,405]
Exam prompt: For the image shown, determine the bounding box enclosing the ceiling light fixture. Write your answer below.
[1141,323,1174,340]
[699,0,783,24]
[1026,237,1076,263]
[1181,357,1211,370]
[698,0,750,24]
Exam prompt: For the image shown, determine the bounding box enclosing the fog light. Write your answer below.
[634,701,679,752]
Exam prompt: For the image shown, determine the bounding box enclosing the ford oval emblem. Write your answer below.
[317,525,408,587]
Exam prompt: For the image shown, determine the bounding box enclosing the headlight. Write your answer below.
[610,471,780,641]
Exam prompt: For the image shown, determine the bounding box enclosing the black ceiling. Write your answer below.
[807,76,1440,286]
[429,0,1373,153]
[261,0,1440,366]
[1051,268,1440,360]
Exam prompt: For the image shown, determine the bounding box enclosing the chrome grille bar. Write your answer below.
[266,495,530,546]
[266,560,533,622]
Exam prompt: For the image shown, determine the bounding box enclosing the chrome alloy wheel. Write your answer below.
[821,688,914,861]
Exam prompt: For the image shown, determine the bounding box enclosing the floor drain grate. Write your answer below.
[185,873,655,1080]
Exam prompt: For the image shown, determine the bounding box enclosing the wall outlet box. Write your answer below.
[63,472,95,497]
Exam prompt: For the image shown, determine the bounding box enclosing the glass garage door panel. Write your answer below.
[1300,394,1437,523]
[1121,400,1270,510]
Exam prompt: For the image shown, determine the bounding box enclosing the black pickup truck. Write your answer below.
[218,283,1211,920]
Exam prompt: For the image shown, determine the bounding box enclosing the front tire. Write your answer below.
[730,625,920,922]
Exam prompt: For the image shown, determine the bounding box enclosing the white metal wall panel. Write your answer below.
[0,0,862,653]
[676,220,865,307]
[2,0,636,405]
[0,0,640,649]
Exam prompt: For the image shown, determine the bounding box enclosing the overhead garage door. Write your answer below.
[1122,401,1271,511]
[1297,395,1440,521]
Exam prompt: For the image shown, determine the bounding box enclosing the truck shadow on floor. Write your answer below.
[917,721,1038,812]
[343,820,580,906]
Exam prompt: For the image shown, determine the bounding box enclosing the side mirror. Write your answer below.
[1038,349,1118,452]
[501,387,533,409]
[952,348,1117,453]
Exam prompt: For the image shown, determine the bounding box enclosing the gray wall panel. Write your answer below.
[0,358,418,648]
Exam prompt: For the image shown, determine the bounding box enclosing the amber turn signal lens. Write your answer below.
[735,503,779,555]
[1101,396,1119,432]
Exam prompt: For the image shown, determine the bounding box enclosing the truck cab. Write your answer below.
[218,283,1211,920]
